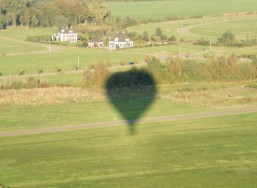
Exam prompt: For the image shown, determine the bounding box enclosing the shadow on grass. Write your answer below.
[105,68,157,135]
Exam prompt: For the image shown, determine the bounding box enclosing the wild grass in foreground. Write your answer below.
[0,113,257,187]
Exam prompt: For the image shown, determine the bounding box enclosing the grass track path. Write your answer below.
[1,107,256,137]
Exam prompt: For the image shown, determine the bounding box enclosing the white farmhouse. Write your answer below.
[109,31,133,50]
[52,27,78,43]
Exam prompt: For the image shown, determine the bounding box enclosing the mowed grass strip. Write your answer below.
[0,113,257,187]
[0,98,206,132]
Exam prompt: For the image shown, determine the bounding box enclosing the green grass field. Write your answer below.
[191,18,257,38]
[0,98,207,132]
[106,0,257,20]
[1,112,257,187]
[127,14,257,40]
[1,2,257,187]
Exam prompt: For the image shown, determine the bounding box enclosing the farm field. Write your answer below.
[106,0,257,20]
[1,1,257,187]
[1,112,257,187]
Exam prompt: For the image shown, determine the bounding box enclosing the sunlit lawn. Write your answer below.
[0,112,257,187]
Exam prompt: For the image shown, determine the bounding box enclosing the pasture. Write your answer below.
[106,0,257,20]
[127,14,257,40]
[1,112,257,187]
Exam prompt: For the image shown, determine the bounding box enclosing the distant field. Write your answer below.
[1,112,257,187]
[106,0,257,20]
[191,18,257,38]
[0,27,146,76]
[127,14,257,40]
[0,49,145,75]
[0,27,56,41]
[0,37,45,54]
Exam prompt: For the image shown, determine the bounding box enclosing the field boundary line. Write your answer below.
[0,108,257,137]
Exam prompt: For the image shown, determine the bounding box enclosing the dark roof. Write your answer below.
[113,31,130,42]
[60,27,76,34]
[89,37,103,43]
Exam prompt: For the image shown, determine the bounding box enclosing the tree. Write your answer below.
[19,8,30,27]
[0,0,109,28]
[55,15,69,29]
[218,31,236,46]
[155,27,163,37]
[143,30,149,41]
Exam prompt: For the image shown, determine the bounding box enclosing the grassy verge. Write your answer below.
[0,112,257,187]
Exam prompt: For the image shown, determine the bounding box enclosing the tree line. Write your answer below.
[81,54,257,89]
[0,0,108,29]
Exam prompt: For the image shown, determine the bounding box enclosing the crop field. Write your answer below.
[1,112,257,187]
[106,0,257,20]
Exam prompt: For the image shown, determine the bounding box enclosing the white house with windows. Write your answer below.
[52,27,78,43]
[109,31,133,50]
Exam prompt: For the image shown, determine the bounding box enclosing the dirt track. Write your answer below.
[0,108,257,137]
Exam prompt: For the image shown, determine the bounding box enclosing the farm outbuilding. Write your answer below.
[88,38,105,48]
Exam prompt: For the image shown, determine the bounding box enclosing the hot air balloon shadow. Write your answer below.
[105,68,157,135]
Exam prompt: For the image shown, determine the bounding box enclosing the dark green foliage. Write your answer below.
[143,30,150,41]
[116,16,137,29]
[194,38,209,46]
[56,67,62,72]
[217,31,236,46]
[0,0,108,28]
[154,27,167,41]
[27,35,51,42]
[18,70,25,75]
[168,35,176,41]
